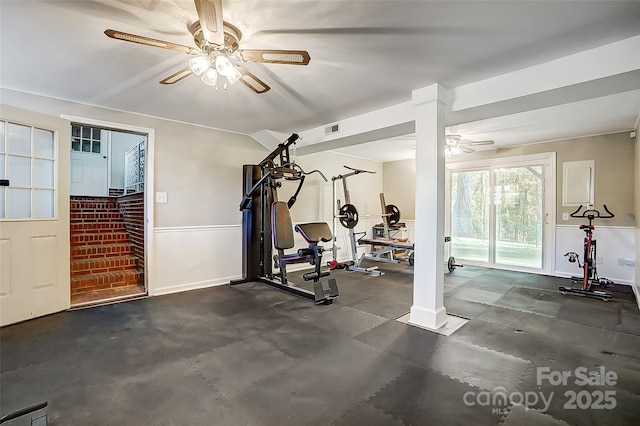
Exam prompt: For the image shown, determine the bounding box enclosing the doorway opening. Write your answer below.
[69,123,147,307]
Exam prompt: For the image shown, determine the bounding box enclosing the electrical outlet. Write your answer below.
[563,213,569,221]
[616,258,625,266]
[596,256,603,265]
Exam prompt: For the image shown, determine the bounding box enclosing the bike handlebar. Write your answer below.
[569,204,615,219]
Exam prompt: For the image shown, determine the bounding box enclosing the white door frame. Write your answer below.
[445,152,557,274]
[61,115,155,294]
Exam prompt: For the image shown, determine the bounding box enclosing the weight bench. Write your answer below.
[356,235,462,271]
[356,236,414,267]
[272,201,338,304]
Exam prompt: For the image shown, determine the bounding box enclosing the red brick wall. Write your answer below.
[117,193,145,270]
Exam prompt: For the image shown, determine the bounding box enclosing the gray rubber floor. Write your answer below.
[1,263,639,425]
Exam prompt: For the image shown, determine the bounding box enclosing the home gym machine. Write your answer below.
[231,133,338,305]
[329,166,410,275]
[329,166,382,275]
[329,165,462,274]
[559,204,615,301]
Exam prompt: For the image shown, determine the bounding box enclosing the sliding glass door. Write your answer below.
[447,154,554,272]
[494,166,544,268]
[450,170,490,263]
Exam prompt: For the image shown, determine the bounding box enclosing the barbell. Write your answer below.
[337,203,401,229]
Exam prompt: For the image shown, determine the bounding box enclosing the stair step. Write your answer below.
[71,232,130,246]
[71,203,119,212]
[70,211,123,222]
[70,222,127,234]
[70,284,147,308]
[71,255,138,276]
[72,243,134,260]
[71,270,143,293]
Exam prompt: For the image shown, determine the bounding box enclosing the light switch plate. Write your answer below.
[155,192,168,203]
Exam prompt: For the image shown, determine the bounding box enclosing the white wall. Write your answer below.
[383,159,416,220]
[555,225,635,285]
[109,130,143,190]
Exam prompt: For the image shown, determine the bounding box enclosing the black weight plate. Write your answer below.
[339,203,359,229]
[385,204,401,226]
[448,256,456,272]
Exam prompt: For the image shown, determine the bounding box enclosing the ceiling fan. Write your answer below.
[445,135,494,156]
[104,0,310,94]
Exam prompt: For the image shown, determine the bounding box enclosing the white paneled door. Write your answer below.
[70,125,108,196]
[0,105,70,326]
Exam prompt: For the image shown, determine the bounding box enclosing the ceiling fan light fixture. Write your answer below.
[201,67,218,86]
[214,55,234,77]
[189,55,210,75]
[445,135,462,157]
[105,1,310,94]
[226,66,242,85]
[445,145,462,157]
[214,54,242,85]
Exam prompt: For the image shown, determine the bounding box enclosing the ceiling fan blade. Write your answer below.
[237,49,310,65]
[194,0,224,45]
[465,140,495,146]
[235,65,270,94]
[105,29,195,53]
[160,67,192,84]
[257,27,479,36]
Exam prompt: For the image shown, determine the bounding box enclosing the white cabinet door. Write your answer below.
[0,105,70,326]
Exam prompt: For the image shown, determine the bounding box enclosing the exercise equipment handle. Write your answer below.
[284,163,328,182]
[0,401,48,424]
[331,165,376,181]
[239,172,273,210]
[601,204,615,218]
[569,204,615,219]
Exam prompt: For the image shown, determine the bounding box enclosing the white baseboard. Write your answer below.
[553,271,632,286]
[150,275,238,297]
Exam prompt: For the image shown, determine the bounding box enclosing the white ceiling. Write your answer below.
[1,0,639,160]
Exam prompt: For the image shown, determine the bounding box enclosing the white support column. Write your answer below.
[409,84,448,330]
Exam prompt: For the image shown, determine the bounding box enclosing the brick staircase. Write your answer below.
[70,196,145,306]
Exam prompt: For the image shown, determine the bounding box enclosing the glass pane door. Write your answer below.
[494,166,544,268]
[450,170,490,263]
[448,157,551,273]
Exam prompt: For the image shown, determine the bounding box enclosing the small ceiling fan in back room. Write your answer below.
[105,0,310,93]
[445,135,494,157]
